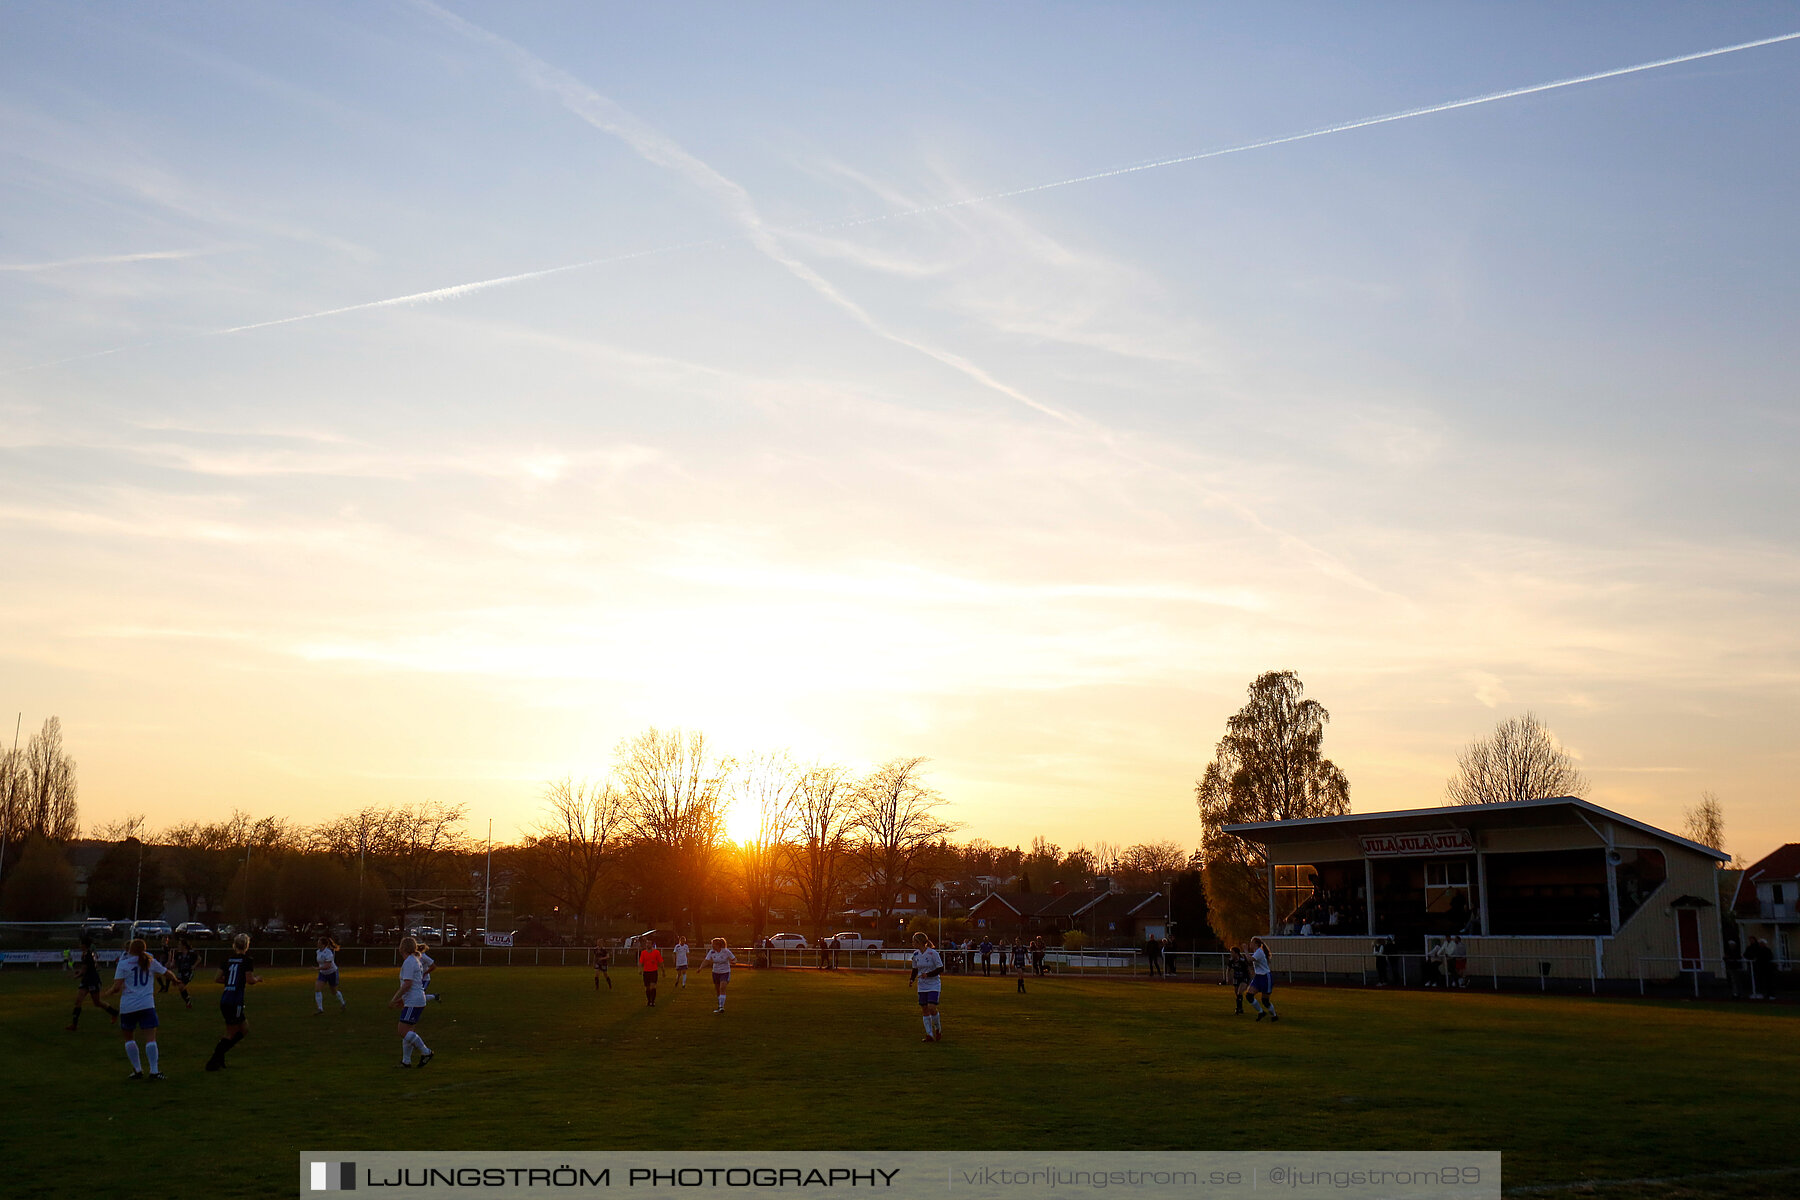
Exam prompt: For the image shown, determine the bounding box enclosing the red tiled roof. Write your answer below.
[1731,843,1800,914]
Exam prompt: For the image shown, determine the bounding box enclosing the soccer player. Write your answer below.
[673,936,690,988]
[1228,946,1251,1014]
[172,938,199,1009]
[314,935,347,1014]
[909,932,945,1042]
[1010,938,1028,982]
[67,936,119,1031]
[638,939,663,1007]
[419,943,442,1004]
[590,940,612,990]
[1247,936,1280,1022]
[387,937,434,1068]
[105,938,173,1080]
[703,938,736,1013]
[154,936,174,992]
[206,933,262,1071]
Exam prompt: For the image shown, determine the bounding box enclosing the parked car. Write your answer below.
[79,918,115,941]
[130,920,174,940]
[173,922,214,941]
[261,920,290,939]
[408,925,444,942]
[329,924,354,942]
[766,933,808,949]
[827,933,884,950]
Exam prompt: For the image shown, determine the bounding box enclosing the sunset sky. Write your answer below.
[3,5,1796,860]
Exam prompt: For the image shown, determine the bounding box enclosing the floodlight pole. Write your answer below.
[484,818,493,937]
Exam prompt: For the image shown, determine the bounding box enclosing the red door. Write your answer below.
[1676,908,1701,971]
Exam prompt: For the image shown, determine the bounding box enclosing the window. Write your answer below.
[1424,860,1471,915]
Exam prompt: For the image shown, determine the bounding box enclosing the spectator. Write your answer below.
[979,937,994,976]
[1746,936,1775,1000]
[1144,936,1163,978]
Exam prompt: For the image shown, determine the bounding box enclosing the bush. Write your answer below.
[1062,930,1089,952]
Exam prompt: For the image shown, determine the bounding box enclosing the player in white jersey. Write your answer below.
[387,937,434,1068]
[1247,936,1279,1022]
[909,932,945,1043]
[314,936,346,1014]
[104,938,172,1080]
[419,944,441,1004]
[702,938,736,1013]
[673,937,690,988]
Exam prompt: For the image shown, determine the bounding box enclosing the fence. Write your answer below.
[0,943,1777,1000]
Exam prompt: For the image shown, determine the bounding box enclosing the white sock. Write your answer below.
[125,1041,142,1071]
[922,1015,932,1036]
[146,1042,159,1072]
[930,1014,942,1035]
[337,991,346,1008]
[315,991,324,1011]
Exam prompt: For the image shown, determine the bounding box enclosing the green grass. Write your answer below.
[3,964,1793,1198]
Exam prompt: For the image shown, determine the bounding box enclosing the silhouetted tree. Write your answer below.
[1444,711,1587,806]
[1197,671,1350,943]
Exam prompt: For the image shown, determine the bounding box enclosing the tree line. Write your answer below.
[0,725,1199,944]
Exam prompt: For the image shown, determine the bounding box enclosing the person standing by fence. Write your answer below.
[979,937,993,976]
[1030,936,1047,977]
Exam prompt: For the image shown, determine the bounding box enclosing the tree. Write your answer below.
[1682,792,1726,855]
[1444,711,1588,806]
[1115,841,1190,891]
[275,854,355,929]
[1197,671,1350,944]
[733,752,800,942]
[615,728,731,930]
[0,836,76,921]
[85,837,164,920]
[788,763,856,941]
[851,757,957,933]
[514,777,626,942]
[5,718,79,855]
[162,819,239,920]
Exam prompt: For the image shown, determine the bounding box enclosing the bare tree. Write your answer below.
[788,763,856,942]
[615,727,732,930]
[92,813,149,842]
[16,717,79,843]
[1682,791,1726,855]
[733,752,801,942]
[1444,711,1588,806]
[1197,671,1351,943]
[515,777,627,941]
[162,819,240,921]
[851,757,957,932]
[1115,840,1190,890]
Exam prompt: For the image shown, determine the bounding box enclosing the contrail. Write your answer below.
[825,28,1800,229]
[8,27,1795,376]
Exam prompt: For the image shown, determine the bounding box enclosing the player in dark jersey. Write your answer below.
[172,939,199,1009]
[154,936,174,993]
[205,933,261,1072]
[590,941,612,990]
[66,937,119,1031]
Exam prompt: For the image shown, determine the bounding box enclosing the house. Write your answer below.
[965,889,1171,945]
[1731,843,1800,967]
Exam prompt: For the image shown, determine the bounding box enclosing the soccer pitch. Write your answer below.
[3,964,1793,1198]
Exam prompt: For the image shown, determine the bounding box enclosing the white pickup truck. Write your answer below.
[824,933,884,950]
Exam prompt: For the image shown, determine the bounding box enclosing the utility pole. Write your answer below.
[484,818,493,939]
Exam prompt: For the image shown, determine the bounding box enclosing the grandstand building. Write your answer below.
[1224,796,1728,986]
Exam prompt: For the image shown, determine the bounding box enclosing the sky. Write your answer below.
[2,3,1797,860]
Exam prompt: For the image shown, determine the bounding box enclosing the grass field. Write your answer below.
[4,962,1795,1199]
